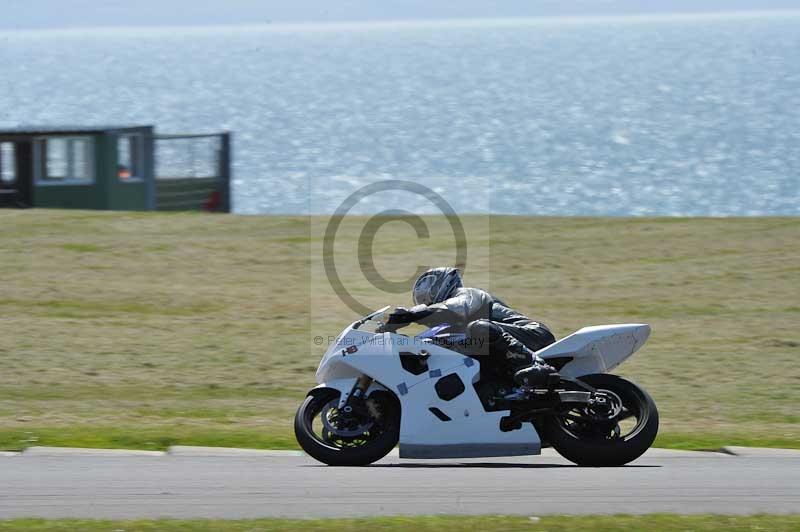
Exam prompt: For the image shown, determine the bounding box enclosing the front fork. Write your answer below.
[337,374,373,409]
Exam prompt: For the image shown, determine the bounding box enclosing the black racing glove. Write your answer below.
[383,307,416,332]
[381,306,435,333]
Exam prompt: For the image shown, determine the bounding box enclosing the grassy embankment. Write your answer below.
[2,515,800,531]
[0,210,798,450]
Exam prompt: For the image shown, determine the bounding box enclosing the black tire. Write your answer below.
[294,388,400,466]
[545,373,659,467]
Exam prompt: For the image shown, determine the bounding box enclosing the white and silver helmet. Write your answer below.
[412,267,462,306]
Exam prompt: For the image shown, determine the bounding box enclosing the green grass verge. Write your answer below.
[0,426,299,452]
[2,515,800,532]
[653,432,800,451]
[2,426,799,452]
[1,211,798,452]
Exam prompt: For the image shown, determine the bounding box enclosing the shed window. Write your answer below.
[117,134,143,181]
[37,137,94,184]
[0,142,15,183]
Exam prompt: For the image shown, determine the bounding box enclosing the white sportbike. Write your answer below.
[295,307,658,466]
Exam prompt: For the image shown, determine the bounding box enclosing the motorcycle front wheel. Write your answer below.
[294,388,400,466]
[545,373,659,467]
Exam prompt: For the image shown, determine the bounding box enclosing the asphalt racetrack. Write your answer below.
[1,447,798,519]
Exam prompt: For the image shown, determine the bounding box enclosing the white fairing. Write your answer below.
[536,324,651,377]
[314,319,650,459]
[316,327,539,459]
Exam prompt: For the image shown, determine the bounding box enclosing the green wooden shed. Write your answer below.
[0,125,231,212]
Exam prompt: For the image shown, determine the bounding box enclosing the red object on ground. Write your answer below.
[204,191,221,211]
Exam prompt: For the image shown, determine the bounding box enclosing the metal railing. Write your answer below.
[154,132,231,212]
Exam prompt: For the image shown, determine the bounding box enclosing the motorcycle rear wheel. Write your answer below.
[545,373,659,467]
[294,388,400,466]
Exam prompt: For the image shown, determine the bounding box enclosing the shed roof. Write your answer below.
[0,125,153,136]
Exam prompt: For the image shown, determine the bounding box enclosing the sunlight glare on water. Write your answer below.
[1,13,798,215]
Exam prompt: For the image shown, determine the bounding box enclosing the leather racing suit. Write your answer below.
[388,287,556,380]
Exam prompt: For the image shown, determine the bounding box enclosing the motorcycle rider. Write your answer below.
[384,267,560,387]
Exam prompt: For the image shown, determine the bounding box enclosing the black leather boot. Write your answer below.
[501,333,560,388]
[513,362,560,388]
